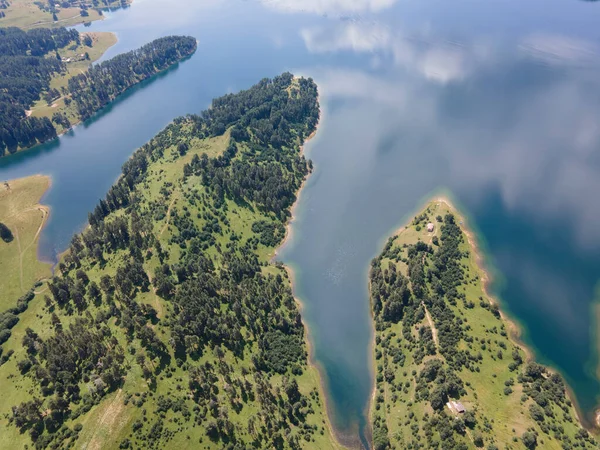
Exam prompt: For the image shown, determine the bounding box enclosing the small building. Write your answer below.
[427,223,435,232]
[447,400,466,414]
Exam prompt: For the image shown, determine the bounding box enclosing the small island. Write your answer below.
[370,198,597,449]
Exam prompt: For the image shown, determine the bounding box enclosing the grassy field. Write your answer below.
[0,175,52,311]
[0,114,340,449]
[370,198,598,449]
[28,31,118,130]
[0,0,131,29]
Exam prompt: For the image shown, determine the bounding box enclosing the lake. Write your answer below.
[1,0,600,447]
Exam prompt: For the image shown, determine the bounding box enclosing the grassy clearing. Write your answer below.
[0,0,130,29]
[0,175,52,311]
[371,199,596,449]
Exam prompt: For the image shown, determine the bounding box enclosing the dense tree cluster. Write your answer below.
[68,36,197,121]
[184,73,318,220]
[7,74,326,448]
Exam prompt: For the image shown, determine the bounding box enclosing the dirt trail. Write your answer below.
[159,194,177,236]
[13,223,24,292]
[145,269,164,319]
[16,207,49,293]
[27,13,82,29]
[422,302,439,351]
[84,388,124,450]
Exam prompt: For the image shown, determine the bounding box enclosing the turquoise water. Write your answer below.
[1,0,600,447]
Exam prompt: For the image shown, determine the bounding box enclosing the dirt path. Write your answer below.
[159,194,177,236]
[27,13,81,29]
[3,205,49,293]
[21,207,48,258]
[145,269,164,319]
[13,223,24,292]
[422,302,439,351]
[16,207,49,293]
[84,388,124,450]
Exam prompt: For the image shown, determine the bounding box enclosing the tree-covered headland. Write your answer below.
[370,200,597,450]
[0,73,337,450]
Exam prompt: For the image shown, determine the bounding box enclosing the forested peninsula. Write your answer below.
[0,73,339,450]
[0,28,196,156]
[369,199,597,450]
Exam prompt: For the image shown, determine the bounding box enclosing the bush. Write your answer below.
[0,222,13,243]
[373,425,390,450]
[522,431,537,449]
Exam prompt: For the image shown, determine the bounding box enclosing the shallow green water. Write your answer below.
[1,0,600,447]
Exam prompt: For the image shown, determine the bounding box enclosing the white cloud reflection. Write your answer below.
[301,22,481,83]
[260,0,397,15]
[300,29,600,247]
[520,33,599,66]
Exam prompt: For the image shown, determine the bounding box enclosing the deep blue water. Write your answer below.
[1,0,600,447]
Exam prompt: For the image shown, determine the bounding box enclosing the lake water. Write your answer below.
[1,0,600,447]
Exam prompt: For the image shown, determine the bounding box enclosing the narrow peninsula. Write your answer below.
[0,73,339,450]
[0,28,197,156]
[370,198,597,449]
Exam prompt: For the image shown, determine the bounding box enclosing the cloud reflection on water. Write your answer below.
[301,21,479,82]
[260,0,397,15]
[300,21,600,249]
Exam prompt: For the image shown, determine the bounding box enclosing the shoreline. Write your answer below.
[273,94,361,449]
[387,191,599,434]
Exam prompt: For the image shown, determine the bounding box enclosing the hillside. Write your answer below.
[370,199,597,450]
[0,73,339,450]
[0,175,52,311]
